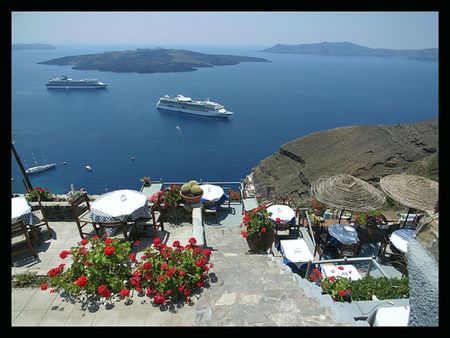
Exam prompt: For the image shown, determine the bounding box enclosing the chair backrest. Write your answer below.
[339,243,360,257]
[70,193,91,217]
[97,221,129,240]
[30,193,49,225]
[12,219,27,237]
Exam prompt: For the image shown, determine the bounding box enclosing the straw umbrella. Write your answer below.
[310,174,386,223]
[380,174,438,228]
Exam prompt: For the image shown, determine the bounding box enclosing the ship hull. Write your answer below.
[46,85,107,89]
[157,104,233,118]
[26,163,56,174]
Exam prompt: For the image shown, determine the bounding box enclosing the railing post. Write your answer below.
[366,259,373,278]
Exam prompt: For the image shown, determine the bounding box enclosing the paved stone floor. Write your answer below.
[11,221,345,326]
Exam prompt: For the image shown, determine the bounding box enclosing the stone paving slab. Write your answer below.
[11,220,352,326]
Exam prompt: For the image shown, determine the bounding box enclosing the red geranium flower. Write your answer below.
[104,238,113,245]
[172,240,180,247]
[157,275,165,282]
[154,292,165,304]
[241,231,248,238]
[59,250,70,259]
[80,239,88,246]
[161,263,169,270]
[133,240,140,246]
[142,262,152,270]
[104,246,116,256]
[276,218,281,224]
[203,248,212,256]
[40,282,48,291]
[188,237,197,245]
[179,270,186,277]
[153,237,161,246]
[119,288,130,297]
[261,227,267,233]
[97,285,111,298]
[75,276,88,287]
[129,253,136,261]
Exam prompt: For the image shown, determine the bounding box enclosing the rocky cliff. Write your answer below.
[250,118,438,206]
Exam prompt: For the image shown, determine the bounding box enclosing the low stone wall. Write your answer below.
[31,195,99,222]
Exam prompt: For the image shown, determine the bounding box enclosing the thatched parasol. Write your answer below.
[380,174,438,213]
[310,173,386,212]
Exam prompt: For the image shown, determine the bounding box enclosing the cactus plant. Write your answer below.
[191,184,203,196]
[188,180,199,187]
[181,183,191,195]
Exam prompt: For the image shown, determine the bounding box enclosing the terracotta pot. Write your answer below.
[180,191,203,204]
[246,228,275,252]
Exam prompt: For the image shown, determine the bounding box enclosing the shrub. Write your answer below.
[45,236,133,298]
[26,187,54,202]
[240,204,275,238]
[12,271,49,288]
[318,275,409,302]
[131,237,213,304]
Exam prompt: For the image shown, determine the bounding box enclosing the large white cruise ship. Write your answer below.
[46,76,107,89]
[156,95,234,118]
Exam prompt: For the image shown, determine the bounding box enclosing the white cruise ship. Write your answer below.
[156,95,234,118]
[46,76,107,89]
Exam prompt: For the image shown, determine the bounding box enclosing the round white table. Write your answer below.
[90,189,151,223]
[201,184,224,202]
[266,205,296,224]
[390,229,416,253]
[11,196,33,225]
[328,224,359,245]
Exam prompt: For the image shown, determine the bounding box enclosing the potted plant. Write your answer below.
[140,176,151,187]
[180,180,203,204]
[240,204,275,252]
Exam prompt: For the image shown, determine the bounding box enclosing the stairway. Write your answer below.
[195,225,357,326]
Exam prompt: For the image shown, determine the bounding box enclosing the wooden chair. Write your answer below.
[29,194,54,243]
[97,221,135,241]
[338,242,361,258]
[70,193,98,239]
[220,186,232,211]
[203,201,220,224]
[12,219,38,259]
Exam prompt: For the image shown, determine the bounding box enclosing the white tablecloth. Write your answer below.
[280,239,314,268]
[372,306,410,326]
[321,264,362,281]
[90,189,151,223]
[11,196,33,225]
[328,223,359,245]
[267,205,296,224]
[390,229,416,253]
[201,184,224,202]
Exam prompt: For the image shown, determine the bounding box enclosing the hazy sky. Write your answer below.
[12,12,438,49]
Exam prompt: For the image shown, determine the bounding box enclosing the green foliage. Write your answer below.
[353,210,386,226]
[426,154,438,181]
[26,187,54,202]
[138,237,213,304]
[320,275,409,302]
[47,237,132,297]
[382,196,403,211]
[162,185,183,208]
[12,271,49,288]
[241,204,275,238]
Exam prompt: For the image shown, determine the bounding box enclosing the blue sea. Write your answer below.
[11,44,438,194]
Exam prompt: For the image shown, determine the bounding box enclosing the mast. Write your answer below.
[41,150,47,164]
[11,141,33,192]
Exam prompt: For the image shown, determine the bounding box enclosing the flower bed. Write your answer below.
[42,236,213,305]
[307,267,409,302]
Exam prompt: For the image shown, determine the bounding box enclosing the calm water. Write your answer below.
[11,44,438,194]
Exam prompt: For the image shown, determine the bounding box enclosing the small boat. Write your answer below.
[63,161,67,165]
[85,166,93,171]
[131,157,135,161]
[26,163,56,174]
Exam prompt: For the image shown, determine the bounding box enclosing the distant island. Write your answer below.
[13,43,56,50]
[261,42,437,61]
[37,48,270,73]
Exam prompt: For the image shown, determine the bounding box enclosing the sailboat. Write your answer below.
[25,152,56,175]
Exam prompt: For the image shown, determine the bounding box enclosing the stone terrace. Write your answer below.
[11,218,352,326]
